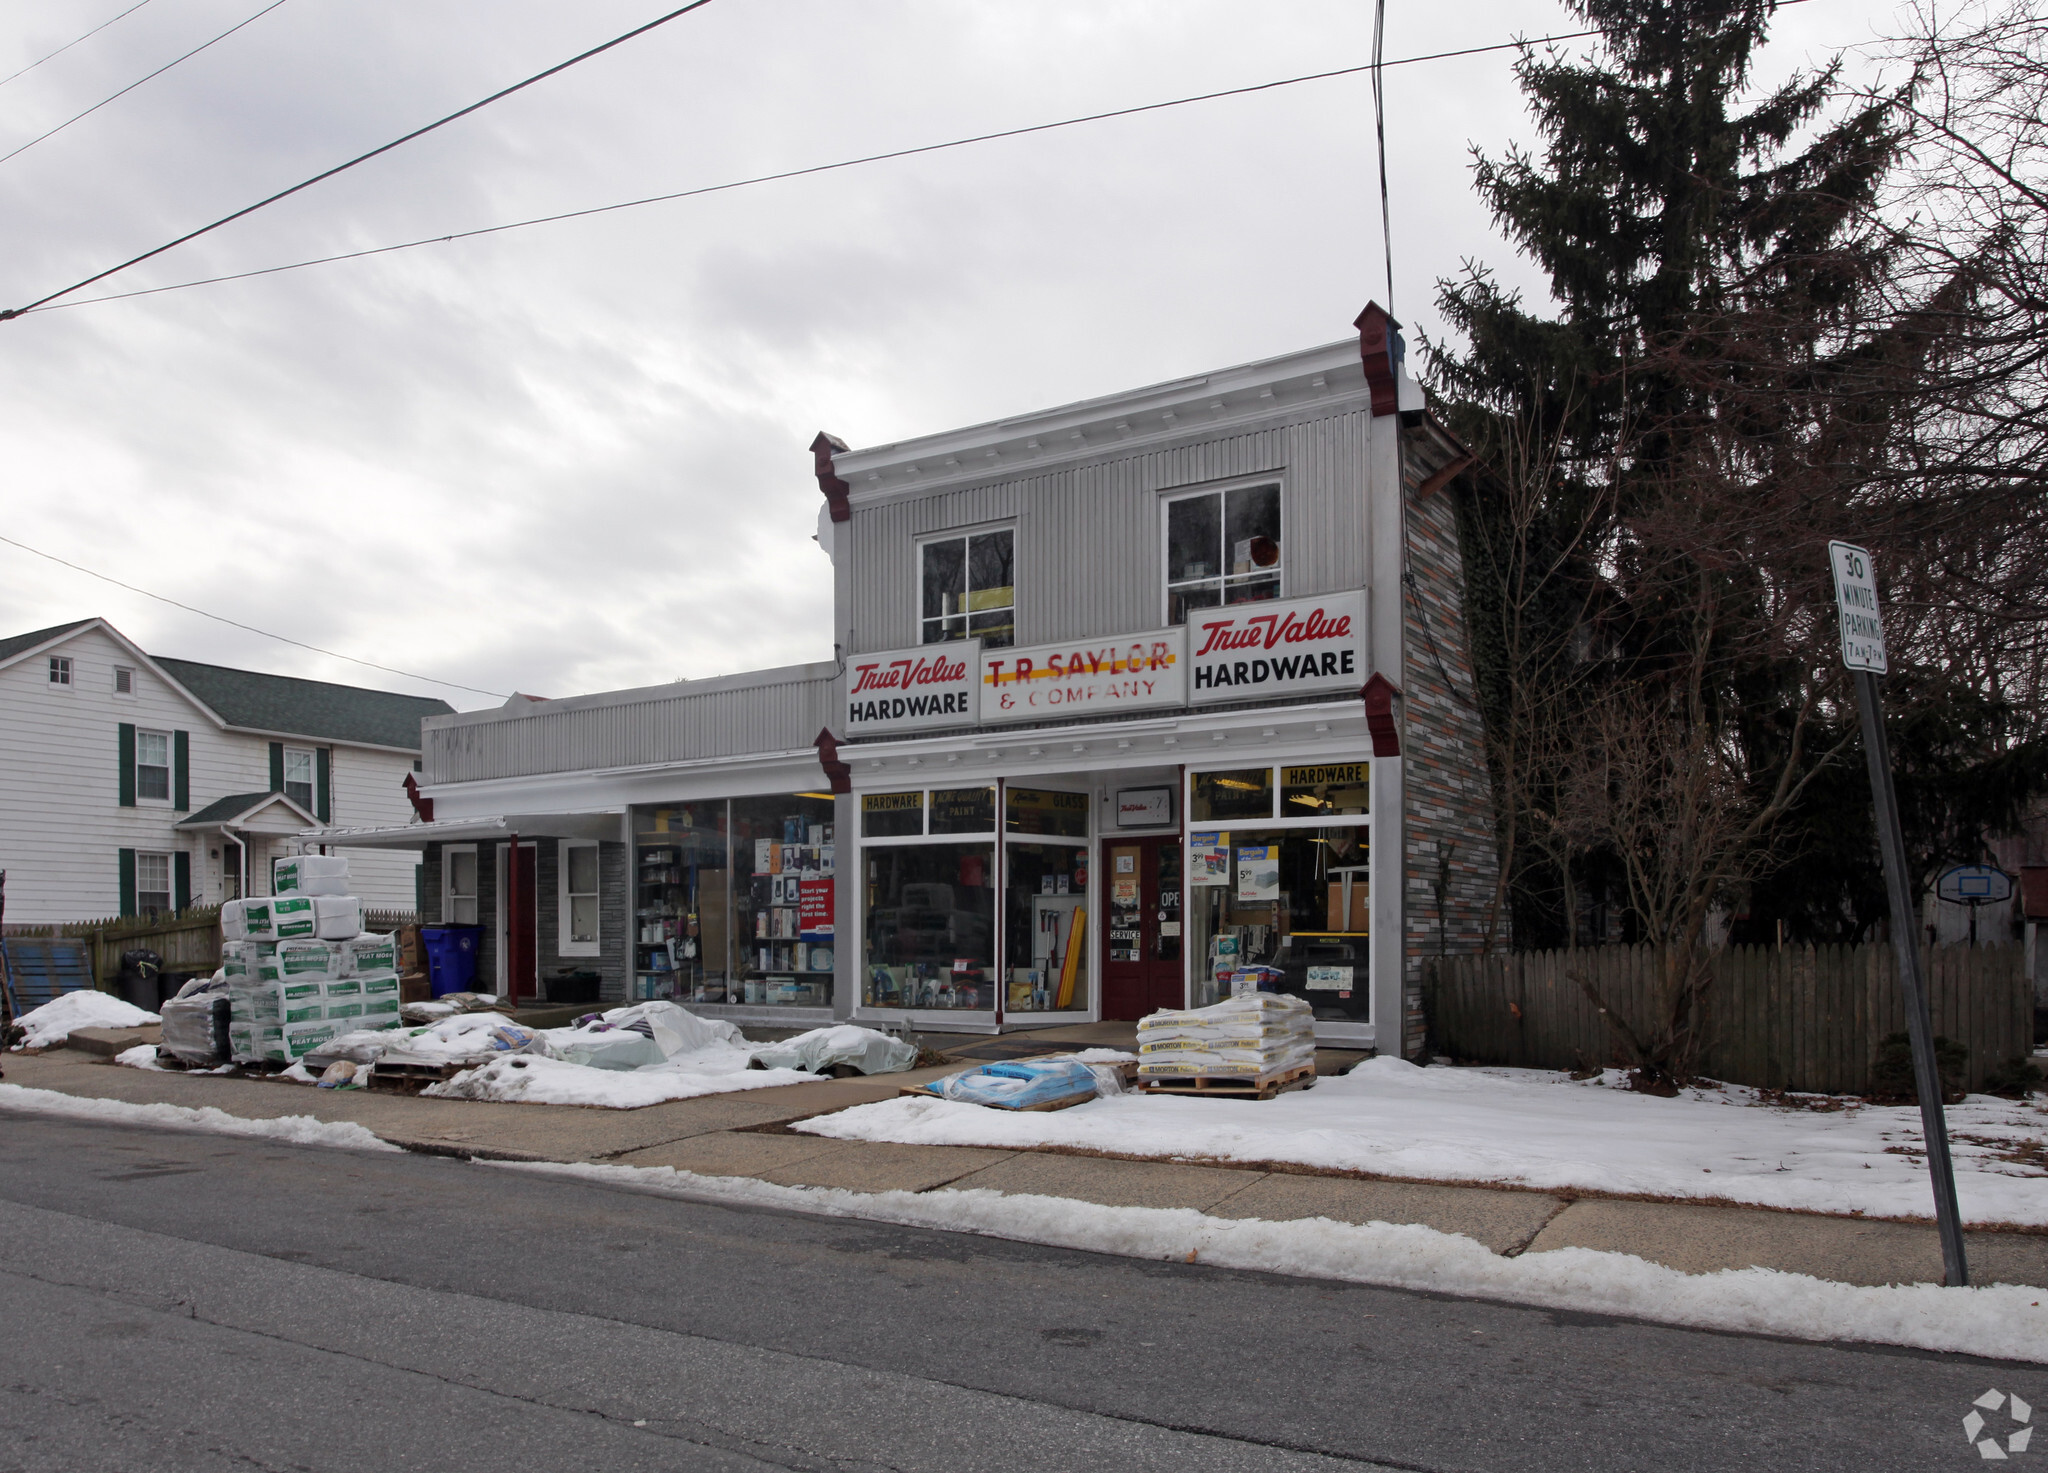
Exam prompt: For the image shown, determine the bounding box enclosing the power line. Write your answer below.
[0,0,720,320]
[25,26,1623,316]
[0,0,292,167]
[0,532,507,698]
[0,0,155,89]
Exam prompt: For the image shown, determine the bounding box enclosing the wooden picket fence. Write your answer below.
[1426,943,2031,1094]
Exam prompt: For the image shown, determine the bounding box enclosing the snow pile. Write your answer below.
[11,990,159,1049]
[0,1083,398,1151]
[114,1044,168,1071]
[797,1055,2048,1226]
[504,1158,2048,1364]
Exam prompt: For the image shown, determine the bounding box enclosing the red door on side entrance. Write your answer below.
[504,843,538,1003]
[1099,836,1184,1021]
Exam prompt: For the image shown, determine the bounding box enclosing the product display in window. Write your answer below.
[863,842,995,1009]
[732,795,837,1008]
[633,805,728,1003]
[1003,842,1089,1012]
[1185,825,1369,1021]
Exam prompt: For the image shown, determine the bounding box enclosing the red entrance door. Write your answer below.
[504,843,537,1003]
[1100,836,1183,1021]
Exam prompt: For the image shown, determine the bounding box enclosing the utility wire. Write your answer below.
[1369,0,1394,316]
[1,0,291,167]
[23,27,1622,316]
[0,0,155,89]
[0,0,719,320]
[0,532,507,698]
[10,1,1826,319]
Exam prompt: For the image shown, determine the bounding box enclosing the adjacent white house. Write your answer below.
[0,618,453,923]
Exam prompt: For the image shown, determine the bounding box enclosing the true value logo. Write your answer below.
[1964,1388,2033,1460]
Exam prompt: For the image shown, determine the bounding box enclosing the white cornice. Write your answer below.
[834,340,1370,499]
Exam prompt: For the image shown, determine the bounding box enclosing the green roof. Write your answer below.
[177,791,314,827]
[0,619,94,666]
[152,657,453,751]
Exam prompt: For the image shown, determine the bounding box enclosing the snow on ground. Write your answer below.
[114,1044,167,1071]
[0,1083,397,1151]
[505,1158,2048,1364]
[796,1056,2048,1226]
[11,991,158,1049]
[423,1051,820,1108]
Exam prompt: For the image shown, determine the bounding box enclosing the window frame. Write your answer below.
[134,728,172,805]
[48,655,72,686]
[858,786,999,846]
[1159,477,1286,626]
[916,522,1017,649]
[1185,762,1373,832]
[281,745,316,811]
[443,844,480,926]
[134,850,173,913]
[558,840,601,957]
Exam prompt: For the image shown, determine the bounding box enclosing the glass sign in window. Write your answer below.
[922,529,1015,648]
[1189,767,1274,823]
[861,791,925,838]
[1166,484,1280,624]
[1281,763,1370,817]
[929,786,996,835]
[1005,787,1089,838]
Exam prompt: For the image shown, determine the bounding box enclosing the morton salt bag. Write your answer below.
[341,933,398,976]
[273,854,350,896]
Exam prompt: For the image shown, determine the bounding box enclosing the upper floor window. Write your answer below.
[48,656,72,685]
[113,666,133,694]
[135,730,171,802]
[1165,483,1282,624]
[283,747,315,810]
[921,528,1014,649]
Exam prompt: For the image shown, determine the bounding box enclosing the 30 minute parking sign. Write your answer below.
[1828,541,1888,674]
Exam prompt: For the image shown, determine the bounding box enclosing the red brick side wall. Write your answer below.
[1400,450,1501,1057]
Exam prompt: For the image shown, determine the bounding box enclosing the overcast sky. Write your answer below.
[0,0,1894,710]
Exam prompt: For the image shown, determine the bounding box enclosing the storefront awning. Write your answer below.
[300,811,625,849]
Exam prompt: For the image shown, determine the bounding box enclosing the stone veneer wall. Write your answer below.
[1400,444,1502,1058]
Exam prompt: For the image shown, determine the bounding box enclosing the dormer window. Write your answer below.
[921,528,1014,648]
[1165,483,1281,624]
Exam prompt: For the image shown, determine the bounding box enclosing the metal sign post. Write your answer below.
[1830,541,1969,1286]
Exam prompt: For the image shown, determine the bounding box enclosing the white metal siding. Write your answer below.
[424,674,837,785]
[847,410,1376,652]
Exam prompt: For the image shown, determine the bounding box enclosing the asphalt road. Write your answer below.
[0,1112,2033,1472]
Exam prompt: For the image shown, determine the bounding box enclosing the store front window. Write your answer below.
[1185,761,1370,1024]
[1003,786,1090,1014]
[631,793,836,1007]
[860,786,996,1010]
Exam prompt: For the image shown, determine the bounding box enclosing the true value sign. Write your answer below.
[1187,591,1366,705]
[843,643,981,736]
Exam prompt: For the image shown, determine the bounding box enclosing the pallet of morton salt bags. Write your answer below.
[217,856,400,1064]
[1135,992,1316,1083]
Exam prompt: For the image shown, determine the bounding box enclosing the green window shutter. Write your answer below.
[173,730,190,811]
[118,848,137,916]
[269,741,284,793]
[118,723,136,807]
[316,746,332,823]
[173,851,192,911]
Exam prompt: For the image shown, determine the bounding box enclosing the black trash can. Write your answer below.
[117,949,162,1013]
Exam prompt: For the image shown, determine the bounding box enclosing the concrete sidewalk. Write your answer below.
[7,1044,2046,1291]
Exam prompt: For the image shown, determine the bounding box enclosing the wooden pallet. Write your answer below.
[1134,1062,1317,1100]
[369,1051,475,1090]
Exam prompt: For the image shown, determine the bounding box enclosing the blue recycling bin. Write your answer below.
[420,925,481,997]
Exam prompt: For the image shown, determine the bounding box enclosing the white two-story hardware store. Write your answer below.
[320,303,1500,1054]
